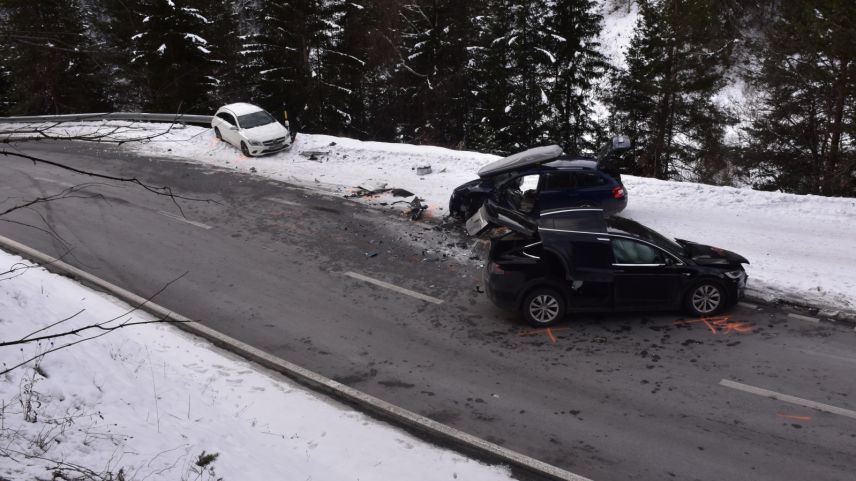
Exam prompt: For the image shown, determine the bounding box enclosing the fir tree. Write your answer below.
[609,0,737,181]
[0,0,107,114]
[393,0,482,147]
[543,0,608,153]
[128,0,222,113]
[469,0,556,154]
[746,0,856,196]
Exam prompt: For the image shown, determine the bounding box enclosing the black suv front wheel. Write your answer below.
[522,287,566,327]
[684,280,726,317]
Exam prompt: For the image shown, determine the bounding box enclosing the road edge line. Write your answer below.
[0,234,590,481]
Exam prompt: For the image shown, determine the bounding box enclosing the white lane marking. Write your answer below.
[157,211,212,230]
[798,349,856,366]
[264,197,302,207]
[738,301,758,309]
[788,312,820,324]
[33,176,75,188]
[344,271,444,305]
[720,379,856,420]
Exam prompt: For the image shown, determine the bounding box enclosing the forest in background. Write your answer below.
[0,0,853,196]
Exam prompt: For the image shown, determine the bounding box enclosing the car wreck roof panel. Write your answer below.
[477,145,564,177]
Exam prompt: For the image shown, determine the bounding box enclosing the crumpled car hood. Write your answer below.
[677,239,749,266]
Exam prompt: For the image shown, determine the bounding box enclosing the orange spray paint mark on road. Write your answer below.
[517,327,570,344]
[674,315,753,335]
[777,413,812,421]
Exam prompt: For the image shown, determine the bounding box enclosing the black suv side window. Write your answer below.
[611,238,665,265]
[217,112,236,126]
[571,240,613,269]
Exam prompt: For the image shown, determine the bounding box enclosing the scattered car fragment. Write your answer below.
[476,207,749,326]
[449,136,631,220]
[211,103,292,156]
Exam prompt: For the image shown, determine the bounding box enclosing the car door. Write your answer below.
[610,237,685,310]
[566,238,614,310]
[218,112,240,146]
[538,171,580,210]
[574,172,611,207]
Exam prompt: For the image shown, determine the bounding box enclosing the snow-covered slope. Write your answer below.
[3,121,855,312]
[0,249,517,481]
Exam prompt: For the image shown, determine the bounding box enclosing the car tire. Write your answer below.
[522,287,566,327]
[684,280,726,317]
[214,127,222,140]
[240,141,251,157]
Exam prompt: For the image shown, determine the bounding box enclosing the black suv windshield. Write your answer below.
[238,111,276,129]
[607,217,685,256]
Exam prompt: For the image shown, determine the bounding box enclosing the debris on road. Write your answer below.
[300,150,328,162]
[407,197,427,221]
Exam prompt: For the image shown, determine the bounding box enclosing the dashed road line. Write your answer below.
[738,301,758,309]
[787,312,820,324]
[720,379,856,420]
[33,176,75,188]
[264,197,302,207]
[157,211,213,230]
[344,271,444,305]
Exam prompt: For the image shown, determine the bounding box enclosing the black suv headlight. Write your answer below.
[724,270,745,280]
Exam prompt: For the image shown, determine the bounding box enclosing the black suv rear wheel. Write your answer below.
[522,287,566,327]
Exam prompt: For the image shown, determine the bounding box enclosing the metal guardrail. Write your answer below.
[0,112,213,125]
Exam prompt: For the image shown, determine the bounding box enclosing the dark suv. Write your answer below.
[470,208,749,326]
[449,137,630,221]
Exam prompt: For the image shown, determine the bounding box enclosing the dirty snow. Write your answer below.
[2,119,855,313]
[0,249,517,481]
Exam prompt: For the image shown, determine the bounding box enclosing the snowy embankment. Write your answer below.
[0,249,516,480]
[3,120,856,313]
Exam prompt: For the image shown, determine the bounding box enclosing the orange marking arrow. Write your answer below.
[777,413,812,421]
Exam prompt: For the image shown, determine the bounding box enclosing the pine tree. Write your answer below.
[0,0,107,114]
[127,0,222,113]
[746,0,856,196]
[468,0,556,154]
[609,0,737,181]
[393,0,482,147]
[543,0,608,153]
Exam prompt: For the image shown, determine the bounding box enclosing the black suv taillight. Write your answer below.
[612,185,626,199]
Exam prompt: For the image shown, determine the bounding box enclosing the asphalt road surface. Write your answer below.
[2,141,855,481]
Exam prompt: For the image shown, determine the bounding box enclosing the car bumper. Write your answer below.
[484,265,524,310]
[249,142,292,156]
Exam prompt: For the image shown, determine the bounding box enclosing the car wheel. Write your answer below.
[240,141,251,157]
[522,288,566,327]
[684,281,726,317]
[214,127,222,140]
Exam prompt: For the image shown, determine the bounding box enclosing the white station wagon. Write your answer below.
[211,103,292,156]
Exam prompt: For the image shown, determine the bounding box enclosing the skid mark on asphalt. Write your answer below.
[517,327,571,344]
[674,315,752,335]
[720,379,856,420]
[264,197,302,207]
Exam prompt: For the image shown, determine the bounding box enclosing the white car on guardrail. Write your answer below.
[211,103,292,156]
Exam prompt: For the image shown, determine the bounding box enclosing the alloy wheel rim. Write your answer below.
[530,295,560,323]
[692,285,721,314]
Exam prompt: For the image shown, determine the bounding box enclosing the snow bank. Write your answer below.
[0,250,516,480]
[3,120,855,312]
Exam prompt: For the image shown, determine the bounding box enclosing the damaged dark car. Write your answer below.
[449,136,631,221]
[469,207,749,326]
